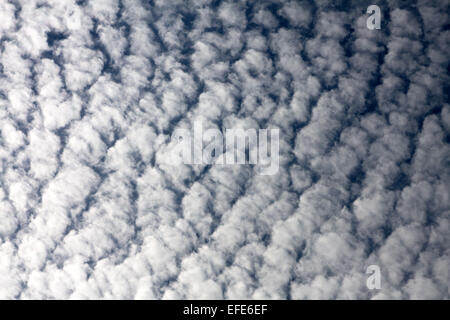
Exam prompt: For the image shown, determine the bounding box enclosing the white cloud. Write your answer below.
[0,0,448,300]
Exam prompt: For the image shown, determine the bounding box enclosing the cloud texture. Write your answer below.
[0,0,449,299]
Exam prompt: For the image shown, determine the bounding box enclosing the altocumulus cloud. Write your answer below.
[0,0,449,299]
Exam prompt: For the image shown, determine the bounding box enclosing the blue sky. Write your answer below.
[0,0,448,299]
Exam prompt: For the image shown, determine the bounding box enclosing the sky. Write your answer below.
[0,0,449,299]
